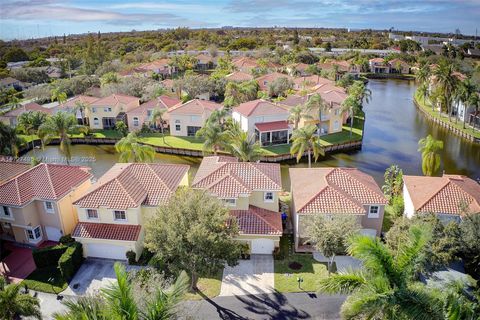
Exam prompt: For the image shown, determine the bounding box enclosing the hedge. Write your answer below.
[32,245,68,268]
[58,242,83,281]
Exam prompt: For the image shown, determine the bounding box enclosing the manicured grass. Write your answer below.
[90,130,123,139]
[22,266,68,294]
[139,135,206,151]
[274,253,330,293]
[382,205,396,232]
[414,90,480,139]
[184,270,223,300]
[261,144,292,156]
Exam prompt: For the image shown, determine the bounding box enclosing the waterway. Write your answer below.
[25,79,480,189]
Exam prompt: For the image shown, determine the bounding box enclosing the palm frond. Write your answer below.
[318,272,367,295]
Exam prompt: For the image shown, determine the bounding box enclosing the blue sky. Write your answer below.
[1,0,479,40]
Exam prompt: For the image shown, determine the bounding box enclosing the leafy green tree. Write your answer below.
[442,279,480,320]
[306,215,360,274]
[418,134,443,176]
[0,123,24,157]
[0,277,41,320]
[458,213,480,278]
[267,77,294,98]
[38,112,86,163]
[455,79,479,129]
[115,132,155,163]
[290,125,324,168]
[433,60,459,121]
[144,188,241,290]
[319,226,444,320]
[115,120,128,137]
[50,87,67,104]
[100,71,119,87]
[196,122,228,155]
[224,80,258,108]
[382,164,403,203]
[169,55,197,75]
[17,111,47,136]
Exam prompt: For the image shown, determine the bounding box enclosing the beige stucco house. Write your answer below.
[0,163,93,246]
[232,99,291,147]
[192,156,283,254]
[72,163,189,260]
[0,102,53,127]
[403,174,480,221]
[126,95,180,131]
[289,168,388,252]
[88,94,140,130]
[167,99,223,137]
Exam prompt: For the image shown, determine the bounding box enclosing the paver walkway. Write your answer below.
[220,254,274,296]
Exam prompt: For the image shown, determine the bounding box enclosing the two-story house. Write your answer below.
[388,59,410,74]
[88,94,140,130]
[225,71,254,82]
[0,163,93,245]
[135,59,176,78]
[403,174,480,222]
[126,95,180,131]
[58,95,100,125]
[232,99,291,147]
[369,58,390,74]
[192,156,283,254]
[72,163,189,260]
[0,102,53,127]
[293,75,334,91]
[168,99,223,137]
[289,168,388,252]
[255,72,294,91]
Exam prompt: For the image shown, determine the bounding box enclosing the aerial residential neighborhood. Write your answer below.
[0,1,480,319]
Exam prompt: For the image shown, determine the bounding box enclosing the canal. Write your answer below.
[25,79,480,189]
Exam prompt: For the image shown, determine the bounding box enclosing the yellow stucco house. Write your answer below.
[88,94,140,130]
[72,163,189,260]
[0,163,93,246]
[192,156,283,254]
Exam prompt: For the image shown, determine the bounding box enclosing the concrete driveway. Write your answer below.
[63,258,141,296]
[220,254,274,296]
[313,252,362,272]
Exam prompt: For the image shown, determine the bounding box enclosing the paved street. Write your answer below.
[220,255,274,296]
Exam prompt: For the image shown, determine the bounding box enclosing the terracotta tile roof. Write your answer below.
[289,168,387,214]
[369,58,385,63]
[72,222,141,241]
[60,95,99,108]
[126,95,181,116]
[231,206,282,235]
[73,163,189,210]
[0,161,32,184]
[168,99,223,115]
[293,75,334,89]
[279,95,308,108]
[225,71,254,82]
[3,103,53,117]
[192,156,282,198]
[233,99,289,117]
[403,175,480,216]
[255,120,290,132]
[233,57,261,69]
[91,94,139,107]
[0,164,92,206]
[256,72,294,85]
[137,59,171,71]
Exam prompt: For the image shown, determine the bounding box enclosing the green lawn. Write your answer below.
[184,270,223,300]
[18,130,122,144]
[22,266,68,294]
[139,135,206,151]
[414,90,480,139]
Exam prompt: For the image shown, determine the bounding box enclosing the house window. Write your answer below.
[190,115,200,122]
[264,192,274,203]
[104,107,112,112]
[263,80,268,85]
[368,206,379,218]
[175,120,181,131]
[254,116,264,123]
[114,210,126,221]
[3,222,11,229]
[1,206,11,218]
[92,107,96,113]
[147,110,153,117]
[334,109,340,116]
[93,117,99,126]
[26,226,42,242]
[87,209,98,219]
[133,117,139,126]
[223,199,236,207]
[44,201,54,213]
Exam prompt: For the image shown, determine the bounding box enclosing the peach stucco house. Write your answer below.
[72,163,189,260]
[289,168,387,252]
[126,95,180,131]
[0,163,93,246]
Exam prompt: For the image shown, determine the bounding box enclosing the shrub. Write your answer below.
[58,242,83,281]
[33,245,68,268]
[59,234,75,245]
[391,195,405,218]
[126,250,137,265]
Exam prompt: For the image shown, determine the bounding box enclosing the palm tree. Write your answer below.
[341,95,362,140]
[0,277,42,320]
[290,125,325,168]
[455,80,479,129]
[207,108,229,130]
[196,122,228,155]
[54,263,189,320]
[50,87,67,105]
[38,112,86,164]
[415,64,430,85]
[305,93,328,130]
[17,111,47,155]
[227,124,262,162]
[418,135,444,176]
[151,108,167,142]
[288,104,311,130]
[73,101,88,125]
[0,122,25,158]
[417,82,429,105]
[115,132,156,163]
[442,279,480,320]
[434,61,459,122]
[318,226,444,320]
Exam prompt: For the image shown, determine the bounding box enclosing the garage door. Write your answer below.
[251,239,275,254]
[45,226,62,241]
[87,243,127,260]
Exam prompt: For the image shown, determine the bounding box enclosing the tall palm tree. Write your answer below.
[0,277,42,320]
[442,279,480,320]
[54,263,189,320]
[288,104,311,130]
[417,82,429,105]
[341,95,362,140]
[434,61,459,122]
[227,124,262,162]
[418,135,444,176]
[196,122,228,155]
[290,125,325,168]
[415,64,430,85]
[305,93,328,130]
[115,132,156,163]
[73,101,88,125]
[318,226,444,320]
[38,112,86,164]
[0,122,25,158]
[207,108,229,130]
[17,111,47,155]
[50,88,67,105]
[151,108,167,142]
[455,79,479,129]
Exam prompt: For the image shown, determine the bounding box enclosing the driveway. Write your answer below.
[63,258,141,296]
[220,254,274,296]
[313,252,362,272]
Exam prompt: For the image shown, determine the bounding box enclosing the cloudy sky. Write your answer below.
[1,0,479,40]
